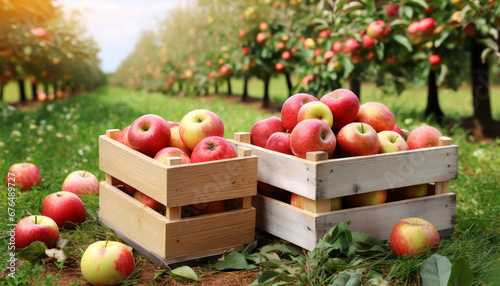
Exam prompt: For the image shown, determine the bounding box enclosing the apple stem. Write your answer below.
[392,136,399,143]
[361,123,364,133]
[105,236,110,247]
[35,215,38,224]
[82,171,87,177]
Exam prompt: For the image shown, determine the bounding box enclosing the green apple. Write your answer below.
[377,130,409,153]
[179,109,225,151]
[296,101,334,128]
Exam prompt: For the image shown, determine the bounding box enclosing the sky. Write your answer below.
[58,0,178,73]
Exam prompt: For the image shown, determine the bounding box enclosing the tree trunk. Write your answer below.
[205,87,209,96]
[242,74,249,101]
[44,82,49,95]
[31,82,38,101]
[214,81,219,94]
[424,70,444,123]
[285,72,293,97]
[262,75,271,108]
[471,38,492,124]
[227,76,232,95]
[0,83,4,101]
[18,79,27,102]
[349,78,361,100]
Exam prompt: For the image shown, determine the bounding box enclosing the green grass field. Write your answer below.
[0,86,498,285]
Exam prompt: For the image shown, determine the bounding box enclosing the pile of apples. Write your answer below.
[113,109,238,215]
[250,89,444,210]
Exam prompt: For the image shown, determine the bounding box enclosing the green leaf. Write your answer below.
[169,266,198,281]
[242,240,258,255]
[214,251,249,270]
[406,0,428,9]
[18,241,48,260]
[420,254,452,286]
[481,47,493,64]
[331,269,363,286]
[434,30,451,48]
[393,35,413,53]
[437,64,449,87]
[249,270,295,286]
[447,258,473,286]
[23,46,32,56]
[342,2,364,14]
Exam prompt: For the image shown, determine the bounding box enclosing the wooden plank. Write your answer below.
[99,135,168,204]
[303,151,332,213]
[165,156,257,206]
[106,129,121,140]
[165,208,256,258]
[435,137,453,194]
[253,195,318,250]
[234,132,251,144]
[315,193,456,247]
[99,182,167,257]
[238,146,253,157]
[229,139,319,200]
[230,139,458,200]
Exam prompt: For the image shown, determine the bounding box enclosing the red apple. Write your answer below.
[324,50,335,61]
[386,4,399,17]
[343,38,360,53]
[154,147,191,164]
[42,191,86,229]
[186,200,226,216]
[281,50,291,61]
[377,131,409,153]
[190,136,237,163]
[367,20,386,39]
[387,184,428,201]
[297,101,334,128]
[6,163,42,191]
[362,34,375,49]
[337,123,380,157]
[275,62,285,72]
[169,125,192,156]
[303,38,316,49]
[179,109,225,151]
[356,102,395,132]
[392,124,404,137]
[256,32,266,43]
[259,22,269,31]
[134,191,162,211]
[29,27,50,40]
[250,116,286,148]
[419,18,436,34]
[333,40,343,53]
[242,46,250,55]
[389,217,440,257]
[127,114,171,157]
[320,88,360,131]
[343,190,387,208]
[14,215,59,249]
[429,54,441,69]
[290,119,336,159]
[116,126,131,147]
[276,42,285,50]
[406,125,443,150]
[81,239,135,286]
[219,64,231,76]
[281,93,318,132]
[265,132,293,155]
[61,170,99,196]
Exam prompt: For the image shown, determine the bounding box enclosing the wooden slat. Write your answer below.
[165,208,255,258]
[315,193,456,245]
[234,132,251,144]
[106,129,121,140]
[230,139,458,200]
[303,151,332,213]
[238,146,253,157]
[253,195,318,251]
[99,135,168,204]
[99,182,167,257]
[165,156,257,207]
[435,137,453,194]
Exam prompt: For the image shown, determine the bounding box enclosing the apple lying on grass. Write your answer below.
[61,170,99,196]
[290,119,336,159]
[250,116,285,148]
[6,163,42,191]
[42,191,86,229]
[190,136,237,163]
[81,238,135,286]
[127,114,171,157]
[179,109,225,151]
[14,215,60,249]
[389,217,440,257]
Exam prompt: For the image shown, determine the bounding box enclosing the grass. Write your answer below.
[0,85,499,285]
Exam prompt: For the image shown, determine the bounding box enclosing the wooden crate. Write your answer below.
[230,132,458,251]
[99,130,257,266]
